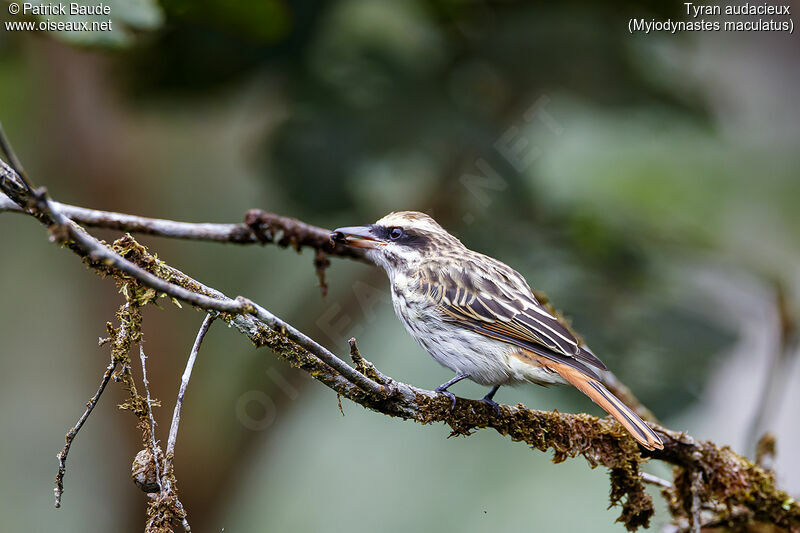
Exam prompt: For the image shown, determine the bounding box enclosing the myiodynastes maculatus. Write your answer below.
[332,211,663,450]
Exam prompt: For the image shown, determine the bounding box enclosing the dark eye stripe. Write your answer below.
[370,225,389,239]
[372,225,430,250]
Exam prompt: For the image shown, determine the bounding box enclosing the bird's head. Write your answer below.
[331,211,463,273]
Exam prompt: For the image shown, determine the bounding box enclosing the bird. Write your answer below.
[331,211,663,450]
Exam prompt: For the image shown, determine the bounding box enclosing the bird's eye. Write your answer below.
[389,227,404,240]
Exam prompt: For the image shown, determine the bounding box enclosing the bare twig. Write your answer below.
[640,472,673,489]
[245,297,388,398]
[54,356,117,508]
[0,192,366,261]
[139,345,163,493]
[164,314,215,484]
[157,315,214,533]
[0,123,33,193]
[746,280,799,456]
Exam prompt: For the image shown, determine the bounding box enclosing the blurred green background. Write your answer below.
[1,1,798,531]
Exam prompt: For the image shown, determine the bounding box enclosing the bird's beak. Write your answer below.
[330,225,385,249]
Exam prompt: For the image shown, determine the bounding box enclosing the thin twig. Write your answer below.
[164,314,215,483]
[54,356,117,508]
[746,280,798,456]
[245,297,388,398]
[0,192,365,261]
[640,472,673,489]
[0,123,33,193]
[50,208,247,313]
[159,315,214,533]
[139,345,163,493]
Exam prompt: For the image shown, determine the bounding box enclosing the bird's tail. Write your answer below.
[549,361,663,450]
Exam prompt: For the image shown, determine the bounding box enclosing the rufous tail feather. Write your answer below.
[549,361,663,450]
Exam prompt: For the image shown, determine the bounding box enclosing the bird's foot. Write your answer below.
[479,396,501,416]
[435,387,457,412]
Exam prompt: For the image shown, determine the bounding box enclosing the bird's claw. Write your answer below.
[435,388,457,412]
[480,396,502,416]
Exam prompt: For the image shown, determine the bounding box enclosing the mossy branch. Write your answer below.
[1,156,798,532]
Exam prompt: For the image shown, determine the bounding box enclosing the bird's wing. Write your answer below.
[417,259,607,378]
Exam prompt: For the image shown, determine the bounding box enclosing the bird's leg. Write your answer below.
[480,385,501,416]
[434,373,469,412]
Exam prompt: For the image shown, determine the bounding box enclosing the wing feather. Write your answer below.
[417,262,608,375]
